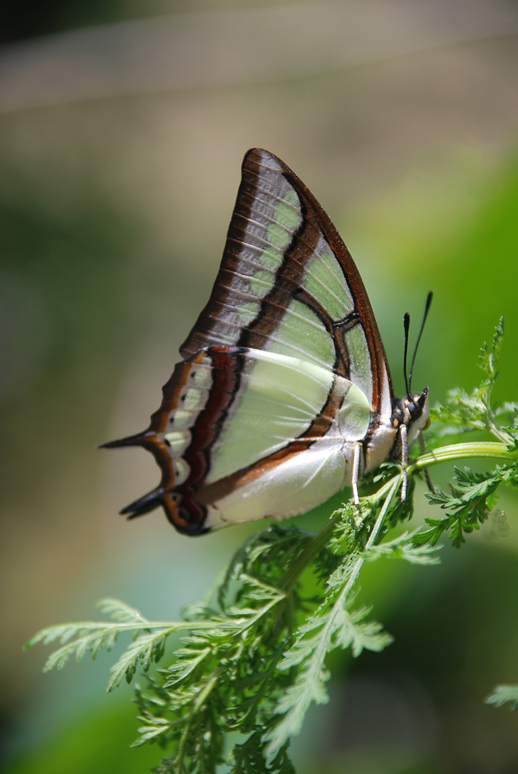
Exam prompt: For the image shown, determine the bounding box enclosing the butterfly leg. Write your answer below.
[400,423,408,501]
[352,442,362,505]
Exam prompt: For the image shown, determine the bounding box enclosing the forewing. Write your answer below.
[181,148,393,417]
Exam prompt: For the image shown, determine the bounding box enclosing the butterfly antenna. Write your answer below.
[408,291,433,393]
[403,312,411,398]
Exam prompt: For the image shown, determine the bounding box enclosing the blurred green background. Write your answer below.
[1,1,518,772]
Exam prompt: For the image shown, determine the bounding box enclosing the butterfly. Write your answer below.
[105,149,430,535]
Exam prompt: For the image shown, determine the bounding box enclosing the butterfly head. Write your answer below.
[392,387,430,445]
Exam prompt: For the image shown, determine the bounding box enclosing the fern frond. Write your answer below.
[486,684,518,710]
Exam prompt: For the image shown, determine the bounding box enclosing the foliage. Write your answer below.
[413,319,518,547]
[486,685,518,711]
[26,321,518,773]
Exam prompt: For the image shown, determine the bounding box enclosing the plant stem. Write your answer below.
[344,478,399,593]
[409,441,516,473]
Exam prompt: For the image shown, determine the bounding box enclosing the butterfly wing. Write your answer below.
[181,148,393,417]
[107,149,396,534]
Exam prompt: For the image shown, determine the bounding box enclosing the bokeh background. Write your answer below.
[1,1,518,772]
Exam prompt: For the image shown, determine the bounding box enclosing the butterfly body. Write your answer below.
[106,149,429,535]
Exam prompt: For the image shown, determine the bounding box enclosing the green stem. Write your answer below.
[367,441,516,507]
[409,441,516,474]
[343,478,399,594]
